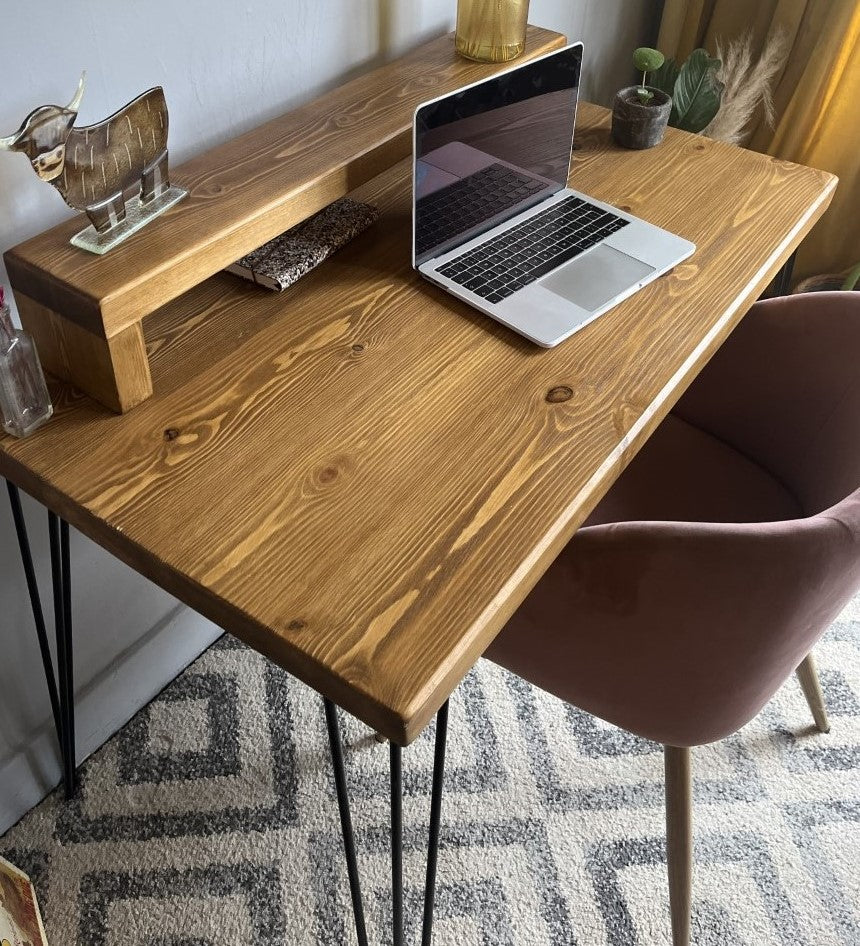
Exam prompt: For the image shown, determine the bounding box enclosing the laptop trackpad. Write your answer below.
[540,244,654,312]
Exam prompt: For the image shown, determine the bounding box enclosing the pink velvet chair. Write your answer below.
[485,291,860,945]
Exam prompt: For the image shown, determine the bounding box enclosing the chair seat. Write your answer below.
[585,413,803,527]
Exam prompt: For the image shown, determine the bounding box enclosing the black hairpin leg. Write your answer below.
[421,699,449,946]
[768,249,797,298]
[6,482,62,740]
[323,698,369,946]
[7,483,77,797]
[48,511,77,798]
[58,516,76,797]
[323,699,450,946]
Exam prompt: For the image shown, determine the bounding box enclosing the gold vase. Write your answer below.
[455,0,530,63]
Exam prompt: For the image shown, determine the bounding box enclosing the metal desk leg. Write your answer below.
[421,699,449,946]
[49,513,76,798]
[323,699,450,946]
[769,249,797,297]
[324,698,369,946]
[46,512,77,798]
[7,484,77,797]
[6,482,62,741]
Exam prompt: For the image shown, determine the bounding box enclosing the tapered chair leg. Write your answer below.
[665,746,692,946]
[795,653,830,733]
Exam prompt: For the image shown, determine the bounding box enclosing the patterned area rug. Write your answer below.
[2,597,858,946]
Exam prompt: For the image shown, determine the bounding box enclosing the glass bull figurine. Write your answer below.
[0,73,187,254]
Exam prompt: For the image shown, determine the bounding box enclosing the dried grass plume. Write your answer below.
[704,29,789,145]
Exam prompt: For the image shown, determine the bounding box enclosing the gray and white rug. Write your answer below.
[2,596,859,946]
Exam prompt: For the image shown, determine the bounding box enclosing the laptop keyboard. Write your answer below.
[416,163,546,257]
[435,196,629,303]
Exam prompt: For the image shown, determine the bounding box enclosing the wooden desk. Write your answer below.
[0,40,836,943]
[0,101,835,748]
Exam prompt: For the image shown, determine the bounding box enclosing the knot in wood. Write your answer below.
[352,343,365,353]
[319,466,338,484]
[163,427,180,441]
[287,619,307,631]
[546,385,573,404]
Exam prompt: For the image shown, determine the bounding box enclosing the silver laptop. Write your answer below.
[412,43,695,347]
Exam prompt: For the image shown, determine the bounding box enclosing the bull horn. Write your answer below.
[66,70,86,113]
[0,133,17,151]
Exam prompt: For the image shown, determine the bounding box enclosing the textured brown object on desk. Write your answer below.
[2,27,566,413]
[0,104,836,744]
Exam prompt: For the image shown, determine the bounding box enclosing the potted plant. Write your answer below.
[613,45,728,149]
[611,47,672,149]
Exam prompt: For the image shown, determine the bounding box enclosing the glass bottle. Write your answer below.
[0,287,53,438]
[455,0,530,63]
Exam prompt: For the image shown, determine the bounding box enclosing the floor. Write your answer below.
[1,596,858,945]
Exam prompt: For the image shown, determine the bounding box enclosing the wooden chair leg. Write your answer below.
[795,653,831,733]
[665,745,692,946]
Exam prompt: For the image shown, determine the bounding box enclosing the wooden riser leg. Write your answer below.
[665,745,692,946]
[796,653,831,733]
[16,292,152,414]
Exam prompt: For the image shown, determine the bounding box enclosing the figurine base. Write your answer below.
[70,186,188,255]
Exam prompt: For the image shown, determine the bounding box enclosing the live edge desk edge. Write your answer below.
[0,105,837,748]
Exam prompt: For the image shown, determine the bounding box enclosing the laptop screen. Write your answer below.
[413,44,582,266]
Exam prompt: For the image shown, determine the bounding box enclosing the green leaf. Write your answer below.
[648,57,679,97]
[635,88,654,104]
[669,48,724,133]
[633,47,665,73]
[841,262,860,291]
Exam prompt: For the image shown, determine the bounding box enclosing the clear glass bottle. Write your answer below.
[0,287,53,438]
[455,0,530,63]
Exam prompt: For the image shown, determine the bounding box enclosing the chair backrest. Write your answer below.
[554,497,860,747]
[511,293,860,746]
[673,291,860,516]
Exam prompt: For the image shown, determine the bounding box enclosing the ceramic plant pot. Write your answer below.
[611,87,672,150]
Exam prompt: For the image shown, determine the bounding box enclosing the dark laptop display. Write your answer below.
[414,45,582,265]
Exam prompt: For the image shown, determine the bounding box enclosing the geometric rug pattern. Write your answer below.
[2,596,858,945]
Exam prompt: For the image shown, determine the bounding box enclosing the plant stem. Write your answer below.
[642,69,647,90]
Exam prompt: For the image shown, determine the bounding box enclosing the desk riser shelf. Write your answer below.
[3,27,566,413]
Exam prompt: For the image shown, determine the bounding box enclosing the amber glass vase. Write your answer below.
[455,0,530,63]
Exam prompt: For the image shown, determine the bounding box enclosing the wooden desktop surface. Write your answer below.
[0,103,836,744]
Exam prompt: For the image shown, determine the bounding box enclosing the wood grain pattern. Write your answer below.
[2,27,565,337]
[0,103,836,745]
[16,293,152,413]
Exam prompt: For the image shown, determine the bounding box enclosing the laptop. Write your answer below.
[412,43,695,347]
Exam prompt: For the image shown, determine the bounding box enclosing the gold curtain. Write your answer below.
[658,0,860,282]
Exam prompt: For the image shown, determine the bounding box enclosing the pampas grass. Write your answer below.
[704,30,789,144]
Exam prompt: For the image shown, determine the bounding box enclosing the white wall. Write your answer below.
[0,0,660,832]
